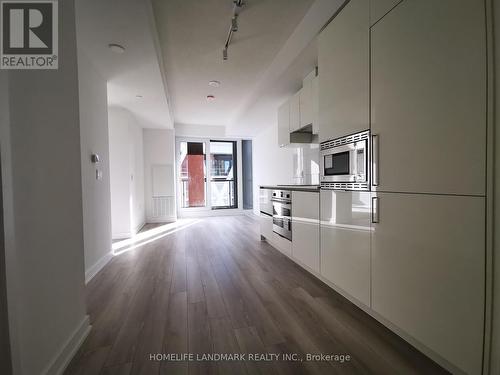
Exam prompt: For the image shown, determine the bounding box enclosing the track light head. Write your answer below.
[231,17,238,32]
[223,48,228,60]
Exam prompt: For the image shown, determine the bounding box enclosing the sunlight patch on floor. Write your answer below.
[112,219,201,256]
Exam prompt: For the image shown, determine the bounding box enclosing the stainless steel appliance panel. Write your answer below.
[320,130,370,191]
[271,190,292,241]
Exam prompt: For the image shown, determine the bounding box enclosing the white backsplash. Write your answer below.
[292,144,320,185]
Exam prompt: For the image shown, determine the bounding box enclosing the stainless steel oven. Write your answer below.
[320,130,370,190]
[271,190,292,241]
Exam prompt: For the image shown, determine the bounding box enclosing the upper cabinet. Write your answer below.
[299,82,312,129]
[299,70,315,130]
[370,0,401,25]
[289,91,301,133]
[318,0,369,143]
[277,101,290,147]
[276,69,319,147]
[371,0,486,196]
[311,76,319,135]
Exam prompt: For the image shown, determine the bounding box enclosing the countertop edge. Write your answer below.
[259,185,320,193]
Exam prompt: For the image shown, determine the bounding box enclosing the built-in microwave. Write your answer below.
[320,130,370,190]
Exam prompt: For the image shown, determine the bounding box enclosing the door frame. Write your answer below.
[175,136,243,217]
[175,137,211,215]
[210,139,238,210]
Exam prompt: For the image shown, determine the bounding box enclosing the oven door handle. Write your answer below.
[271,198,291,204]
[273,214,291,219]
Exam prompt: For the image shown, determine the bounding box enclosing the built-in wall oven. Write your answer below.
[271,190,292,241]
[320,130,370,190]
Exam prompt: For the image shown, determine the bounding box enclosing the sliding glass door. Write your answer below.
[210,141,237,209]
[176,138,239,214]
[178,141,207,208]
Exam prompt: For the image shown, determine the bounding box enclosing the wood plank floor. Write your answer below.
[65,215,449,375]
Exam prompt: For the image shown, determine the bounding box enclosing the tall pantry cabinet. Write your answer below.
[370,0,486,196]
[369,1,487,374]
[318,0,369,142]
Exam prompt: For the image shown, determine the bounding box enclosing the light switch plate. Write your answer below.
[96,169,103,180]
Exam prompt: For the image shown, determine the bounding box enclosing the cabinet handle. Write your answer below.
[371,196,379,223]
[372,134,379,186]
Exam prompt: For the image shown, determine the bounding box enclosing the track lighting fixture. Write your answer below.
[222,0,245,61]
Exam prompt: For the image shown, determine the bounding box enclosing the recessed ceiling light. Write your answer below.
[208,80,220,88]
[108,43,125,54]
[136,95,143,99]
[206,95,216,102]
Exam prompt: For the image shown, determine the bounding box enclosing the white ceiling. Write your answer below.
[151,0,315,128]
[75,0,173,129]
[74,0,344,135]
[228,0,346,136]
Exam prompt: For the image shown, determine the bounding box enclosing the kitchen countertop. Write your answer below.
[260,185,320,193]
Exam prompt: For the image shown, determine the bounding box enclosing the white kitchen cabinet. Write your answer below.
[371,192,485,375]
[270,231,292,257]
[311,76,319,135]
[299,75,313,129]
[277,100,290,147]
[259,212,273,241]
[289,91,301,133]
[370,0,401,25]
[259,187,273,216]
[318,0,369,142]
[292,191,319,273]
[371,0,486,196]
[320,190,371,306]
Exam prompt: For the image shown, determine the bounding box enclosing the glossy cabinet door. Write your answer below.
[289,91,301,133]
[318,0,369,142]
[320,190,371,306]
[371,193,485,375]
[371,0,486,195]
[277,100,290,147]
[259,188,273,216]
[292,191,320,273]
[370,0,401,25]
[311,76,319,135]
[299,79,313,129]
[259,213,273,240]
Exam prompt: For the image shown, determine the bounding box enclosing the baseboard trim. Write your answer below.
[178,209,245,218]
[112,232,131,240]
[133,221,146,236]
[85,252,113,284]
[42,315,91,375]
[145,217,177,224]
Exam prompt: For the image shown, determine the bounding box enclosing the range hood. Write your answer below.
[289,124,319,144]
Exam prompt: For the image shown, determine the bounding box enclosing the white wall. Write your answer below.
[77,51,112,279]
[108,107,145,239]
[129,124,145,232]
[108,108,131,238]
[0,1,89,374]
[292,144,320,185]
[252,124,319,214]
[143,129,176,222]
[252,124,295,214]
[175,123,226,138]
